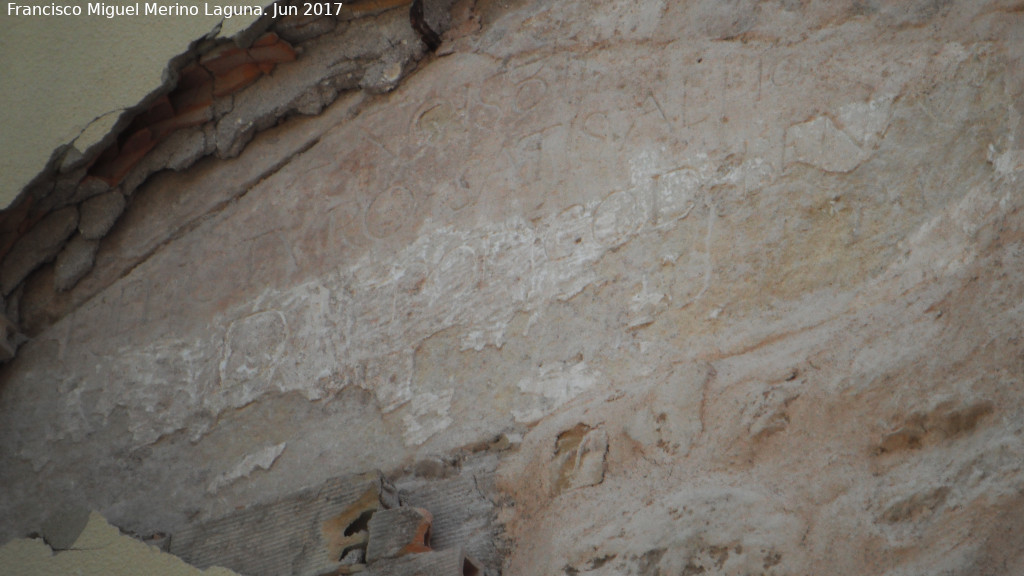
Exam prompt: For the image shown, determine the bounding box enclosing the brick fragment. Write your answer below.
[148,105,213,140]
[128,95,175,133]
[91,129,158,186]
[170,63,215,113]
[251,32,279,47]
[248,37,297,65]
[200,44,255,76]
[213,62,265,98]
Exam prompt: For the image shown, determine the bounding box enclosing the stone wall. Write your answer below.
[2,0,1024,574]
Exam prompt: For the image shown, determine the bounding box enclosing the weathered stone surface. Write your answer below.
[0,206,77,295]
[53,235,99,292]
[1,2,1024,576]
[78,190,126,240]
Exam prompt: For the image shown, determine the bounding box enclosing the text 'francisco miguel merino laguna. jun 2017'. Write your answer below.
[7,2,342,18]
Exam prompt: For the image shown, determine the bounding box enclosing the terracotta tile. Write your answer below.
[170,81,214,116]
[91,129,157,186]
[200,45,255,76]
[90,143,122,181]
[252,32,280,47]
[213,62,264,98]
[128,96,175,133]
[148,105,214,140]
[176,62,213,92]
[248,40,297,66]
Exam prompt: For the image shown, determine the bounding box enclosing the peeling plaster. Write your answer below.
[0,511,239,576]
[0,2,270,206]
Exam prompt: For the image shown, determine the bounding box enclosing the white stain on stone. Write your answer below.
[838,95,894,146]
[990,145,1024,175]
[512,360,599,423]
[219,311,289,404]
[37,150,715,448]
[401,389,454,446]
[207,442,287,494]
[627,275,666,329]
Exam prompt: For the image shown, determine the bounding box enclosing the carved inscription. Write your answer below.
[514,77,548,113]
[365,186,415,239]
[220,311,289,402]
[593,189,647,248]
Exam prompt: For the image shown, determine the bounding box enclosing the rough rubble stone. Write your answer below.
[53,235,99,292]
[78,190,126,240]
[359,57,410,95]
[214,7,426,158]
[45,167,88,211]
[121,128,208,195]
[0,206,78,295]
[69,176,111,205]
